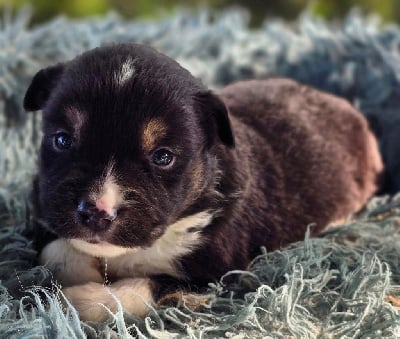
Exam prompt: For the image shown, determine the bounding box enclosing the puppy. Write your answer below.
[23,43,383,322]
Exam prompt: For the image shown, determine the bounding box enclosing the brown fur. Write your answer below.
[177,78,383,285]
[141,118,168,152]
[23,44,383,316]
[220,78,382,230]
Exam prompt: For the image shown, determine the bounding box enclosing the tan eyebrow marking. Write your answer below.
[142,118,168,152]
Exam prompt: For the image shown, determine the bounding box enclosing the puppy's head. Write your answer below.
[24,43,234,253]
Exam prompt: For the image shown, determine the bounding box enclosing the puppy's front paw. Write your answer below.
[62,278,154,322]
[40,239,103,286]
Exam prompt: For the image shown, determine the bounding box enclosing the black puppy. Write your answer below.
[24,43,383,321]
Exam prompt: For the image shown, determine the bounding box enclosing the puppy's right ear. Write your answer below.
[23,63,65,111]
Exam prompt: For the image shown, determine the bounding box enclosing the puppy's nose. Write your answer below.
[77,200,116,231]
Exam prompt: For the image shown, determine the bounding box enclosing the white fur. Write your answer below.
[89,162,123,218]
[40,238,103,286]
[42,211,214,320]
[63,278,153,322]
[114,58,135,86]
[95,176,120,217]
[70,238,135,258]
[70,211,214,277]
[107,211,214,278]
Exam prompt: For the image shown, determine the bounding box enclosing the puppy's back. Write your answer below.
[219,78,383,232]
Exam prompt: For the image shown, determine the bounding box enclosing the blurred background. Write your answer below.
[1,0,400,26]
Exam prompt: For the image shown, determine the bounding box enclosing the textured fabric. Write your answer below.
[1,8,400,338]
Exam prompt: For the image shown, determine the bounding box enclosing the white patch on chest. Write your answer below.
[70,238,134,258]
[108,211,214,278]
[40,212,214,320]
[70,211,214,278]
[114,57,135,86]
[40,238,103,286]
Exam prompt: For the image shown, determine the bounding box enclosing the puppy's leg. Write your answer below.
[39,238,103,286]
[63,278,154,322]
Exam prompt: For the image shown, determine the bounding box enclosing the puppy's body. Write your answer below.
[24,44,382,321]
[180,79,382,284]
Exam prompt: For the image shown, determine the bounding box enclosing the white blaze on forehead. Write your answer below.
[90,162,123,217]
[114,57,135,86]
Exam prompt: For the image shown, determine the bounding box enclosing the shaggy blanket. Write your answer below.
[1,8,400,338]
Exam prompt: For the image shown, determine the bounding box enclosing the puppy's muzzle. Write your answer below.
[77,200,117,231]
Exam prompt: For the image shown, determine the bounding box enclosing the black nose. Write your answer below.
[77,200,115,231]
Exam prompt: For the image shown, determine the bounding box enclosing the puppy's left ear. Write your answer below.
[23,63,65,111]
[195,91,235,148]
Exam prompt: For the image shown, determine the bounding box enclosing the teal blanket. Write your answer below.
[1,8,400,338]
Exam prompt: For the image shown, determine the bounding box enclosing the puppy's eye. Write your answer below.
[53,132,73,151]
[152,149,174,167]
